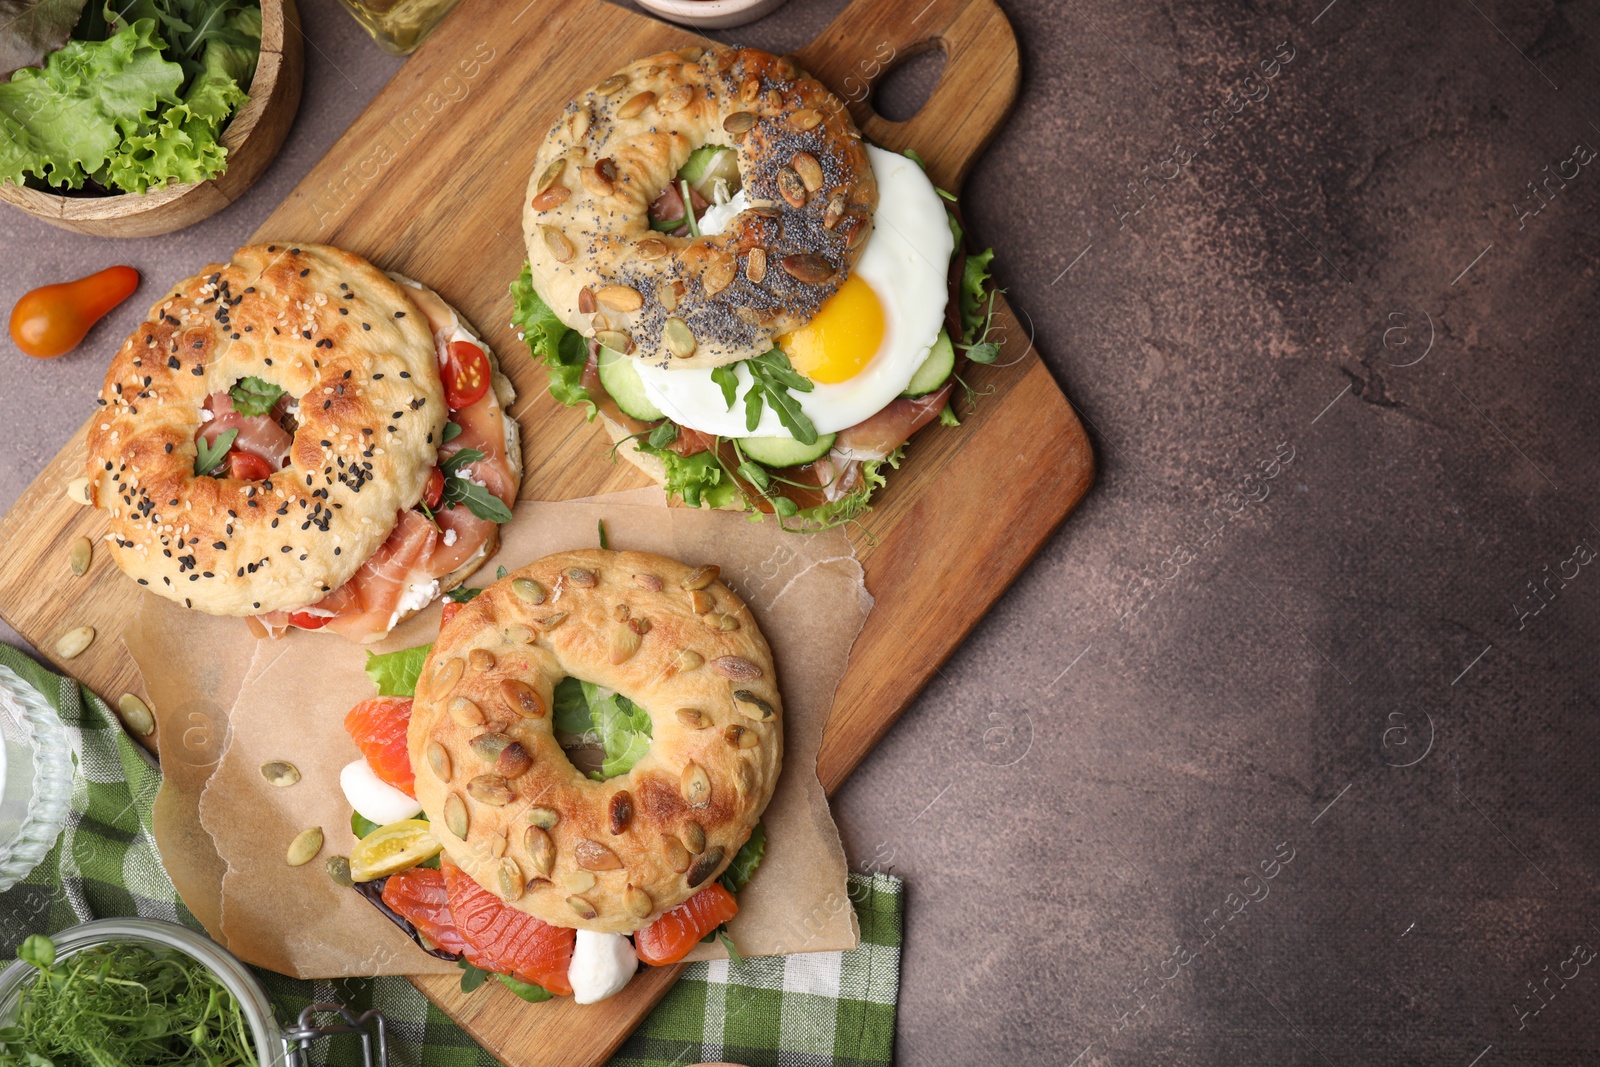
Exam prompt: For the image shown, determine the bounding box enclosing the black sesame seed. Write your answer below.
[394,311,405,318]
[299,268,310,277]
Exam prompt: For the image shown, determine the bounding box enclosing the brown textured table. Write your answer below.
[4,2,1598,1064]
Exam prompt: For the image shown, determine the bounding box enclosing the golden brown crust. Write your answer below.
[523,46,877,370]
[408,549,782,933]
[86,244,448,616]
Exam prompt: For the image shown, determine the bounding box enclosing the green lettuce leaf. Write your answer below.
[0,18,182,189]
[635,442,741,511]
[510,261,594,417]
[720,821,766,893]
[551,677,653,779]
[959,248,996,345]
[227,375,281,416]
[364,643,432,698]
[794,445,904,530]
[0,0,91,80]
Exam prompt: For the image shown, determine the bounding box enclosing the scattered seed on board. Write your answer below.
[117,693,155,736]
[68,537,92,576]
[286,827,324,867]
[55,626,94,660]
[326,855,354,887]
[260,760,301,787]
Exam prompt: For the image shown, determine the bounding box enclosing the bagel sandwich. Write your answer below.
[333,551,774,1004]
[83,243,522,642]
[512,45,1002,531]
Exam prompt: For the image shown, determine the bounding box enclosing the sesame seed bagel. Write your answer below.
[86,243,447,617]
[523,45,877,370]
[409,549,781,934]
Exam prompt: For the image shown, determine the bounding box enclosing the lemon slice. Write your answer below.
[349,819,442,882]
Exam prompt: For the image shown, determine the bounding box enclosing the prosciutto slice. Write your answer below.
[198,390,293,470]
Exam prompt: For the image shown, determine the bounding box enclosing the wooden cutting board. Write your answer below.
[0,0,1092,1061]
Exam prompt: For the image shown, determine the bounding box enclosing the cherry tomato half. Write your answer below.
[227,450,274,481]
[10,265,140,358]
[440,601,463,630]
[443,340,490,410]
[288,611,331,630]
[423,466,444,510]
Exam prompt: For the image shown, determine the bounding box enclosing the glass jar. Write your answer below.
[337,0,462,56]
[0,664,74,894]
[0,918,388,1066]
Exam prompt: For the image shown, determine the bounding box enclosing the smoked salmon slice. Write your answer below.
[343,696,415,798]
[442,858,576,995]
[634,882,739,966]
[381,867,470,957]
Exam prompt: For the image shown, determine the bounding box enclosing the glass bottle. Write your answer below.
[337,0,462,57]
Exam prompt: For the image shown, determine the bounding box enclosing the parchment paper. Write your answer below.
[130,494,868,979]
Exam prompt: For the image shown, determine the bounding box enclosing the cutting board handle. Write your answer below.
[795,0,1019,191]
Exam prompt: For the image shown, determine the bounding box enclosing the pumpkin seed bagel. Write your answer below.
[408,549,781,934]
[85,244,447,617]
[523,45,878,370]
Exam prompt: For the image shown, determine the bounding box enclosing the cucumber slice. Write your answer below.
[681,146,731,185]
[902,330,955,396]
[596,346,666,422]
[737,432,837,468]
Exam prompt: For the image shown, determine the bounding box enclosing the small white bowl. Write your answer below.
[631,0,790,30]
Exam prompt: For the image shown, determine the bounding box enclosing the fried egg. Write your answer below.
[634,144,954,438]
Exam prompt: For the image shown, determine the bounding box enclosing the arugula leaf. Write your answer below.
[717,929,744,963]
[0,0,91,80]
[444,585,481,603]
[719,821,766,893]
[364,643,432,697]
[351,812,381,840]
[227,375,282,416]
[711,364,738,410]
[441,420,462,443]
[647,421,677,449]
[496,974,553,1002]
[597,519,607,549]
[457,958,490,993]
[497,565,508,578]
[193,427,235,475]
[743,349,818,445]
[440,448,513,524]
[510,261,595,418]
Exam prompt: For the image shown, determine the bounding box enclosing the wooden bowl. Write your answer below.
[0,0,303,238]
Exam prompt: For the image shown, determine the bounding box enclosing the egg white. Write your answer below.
[634,144,954,439]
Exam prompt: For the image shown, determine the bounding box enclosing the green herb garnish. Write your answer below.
[440,448,513,524]
[710,364,739,410]
[0,933,259,1066]
[227,375,283,416]
[441,420,463,443]
[194,427,237,476]
[742,349,818,445]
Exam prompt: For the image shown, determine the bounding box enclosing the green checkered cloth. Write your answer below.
[0,645,901,1066]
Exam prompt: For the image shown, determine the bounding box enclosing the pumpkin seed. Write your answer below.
[468,774,515,806]
[498,858,526,901]
[325,855,353,887]
[777,167,807,209]
[617,91,655,119]
[624,884,653,919]
[740,76,760,103]
[527,806,560,830]
[686,845,725,887]
[434,656,465,691]
[65,477,91,506]
[610,624,642,664]
[536,157,567,191]
[792,151,823,192]
[468,648,495,671]
[576,287,596,315]
[449,696,484,728]
[598,285,643,312]
[663,317,696,358]
[703,612,740,632]
[723,110,757,134]
[682,822,706,855]
[703,253,736,297]
[54,626,93,660]
[68,537,92,576]
[724,723,760,749]
[575,838,622,870]
[537,612,569,630]
[496,741,532,779]
[733,689,776,720]
[635,238,669,261]
[581,158,618,196]
[445,793,469,838]
[844,215,871,250]
[661,834,691,873]
[512,577,546,604]
[567,895,599,920]
[658,85,694,113]
[780,253,835,285]
[713,655,763,680]
[609,790,634,835]
[504,624,536,644]
[688,589,714,614]
[565,567,598,587]
[427,741,452,782]
[530,184,570,211]
[633,573,664,591]
[563,869,597,893]
[790,108,822,130]
[681,762,711,808]
[117,693,155,737]
[745,248,767,284]
[501,679,545,718]
[823,193,847,230]
[525,825,555,876]
[736,760,757,795]
[541,225,576,263]
[286,827,324,867]
[596,73,628,96]
[682,564,719,590]
[675,649,705,672]
[471,731,512,762]
[260,760,301,787]
[486,828,508,860]
[659,280,684,311]
[675,707,709,729]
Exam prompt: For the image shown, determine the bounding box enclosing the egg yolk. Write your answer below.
[777,275,885,384]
